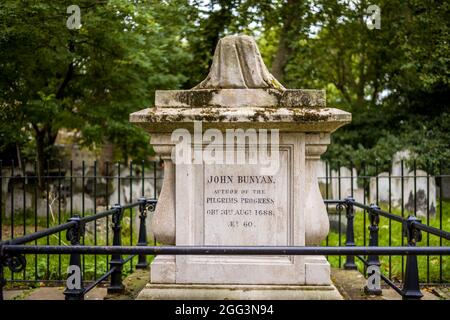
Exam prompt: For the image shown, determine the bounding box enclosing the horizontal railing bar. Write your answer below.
[337,199,450,238]
[323,200,346,204]
[351,201,405,223]
[412,222,450,240]
[6,174,450,179]
[5,174,450,184]
[323,198,405,223]
[1,175,162,179]
[0,201,143,244]
[3,245,450,256]
[4,278,446,286]
[80,208,119,223]
[4,279,109,285]
[317,175,450,179]
[1,221,77,245]
[121,202,141,210]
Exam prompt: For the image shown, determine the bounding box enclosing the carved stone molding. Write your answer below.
[151,134,176,245]
[305,133,330,245]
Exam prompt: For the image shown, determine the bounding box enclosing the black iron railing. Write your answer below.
[0,160,162,283]
[326,197,450,299]
[1,158,449,299]
[0,197,157,300]
[320,160,449,284]
[1,196,449,300]
[1,159,449,284]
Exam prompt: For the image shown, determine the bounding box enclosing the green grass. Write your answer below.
[2,208,155,287]
[323,200,450,283]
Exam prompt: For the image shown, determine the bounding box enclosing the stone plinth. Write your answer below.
[137,284,343,300]
[131,35,351,299]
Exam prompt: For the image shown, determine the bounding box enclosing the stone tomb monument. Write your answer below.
[131,35,351,299]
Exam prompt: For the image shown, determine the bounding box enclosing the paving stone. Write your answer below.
[4,286,107,300]
[3,268,444,300]
[331,268,440,300]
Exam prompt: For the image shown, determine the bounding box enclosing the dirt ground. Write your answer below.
[3,268,448,300]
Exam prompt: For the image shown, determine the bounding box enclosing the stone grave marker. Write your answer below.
[130,35,351,299]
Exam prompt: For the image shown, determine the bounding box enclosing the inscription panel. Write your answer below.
[203,150,290,245]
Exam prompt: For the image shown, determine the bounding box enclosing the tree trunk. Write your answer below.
[271,35,293,82]
[271,0,299,82]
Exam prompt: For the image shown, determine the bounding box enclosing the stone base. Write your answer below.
[150,255,333,286]
[136,283,343,300]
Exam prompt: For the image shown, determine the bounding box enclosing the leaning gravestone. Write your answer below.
[130,35,351,299]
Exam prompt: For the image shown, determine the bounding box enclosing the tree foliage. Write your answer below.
[253,0,450,169]
[1,0,449,179]
[0,0,193,183]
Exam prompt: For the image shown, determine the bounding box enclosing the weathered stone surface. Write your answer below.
[172,134,308,285]
[331,167,358,200]
[155,89,326,108]
[137,283,343,300]
[404,169,436,217]
[381,151,437,217]
[315,150,438,218]
[369,172,391,203]
[305,134,331,245]
[194,35,284,90]
[133,35,350,298]
[130,35,350,132]
[441,176,450,200]
[149,135,176,245]
[131,106,350,133]
[203,159,288,246]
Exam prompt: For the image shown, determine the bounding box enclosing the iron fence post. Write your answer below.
[364,204,382,295]
[108,204,125,294]
[344,197,357,270]
[63,216,85,300]
[402,215,423,300]
[136,197,149,269]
